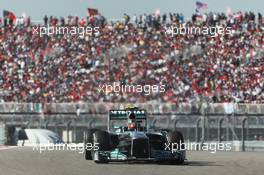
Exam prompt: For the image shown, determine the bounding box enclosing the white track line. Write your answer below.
[0,145,17,151]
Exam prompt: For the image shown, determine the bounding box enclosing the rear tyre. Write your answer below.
[167,131,185,164]
[167,131,184,148]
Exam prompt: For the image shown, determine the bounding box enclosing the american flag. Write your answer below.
[196,1,208,11]
[87,8,99,16]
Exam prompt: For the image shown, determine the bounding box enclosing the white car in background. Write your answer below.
[17,129,63,146]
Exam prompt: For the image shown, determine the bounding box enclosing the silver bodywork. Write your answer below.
[95,130,186,162]
[92,109,186,163]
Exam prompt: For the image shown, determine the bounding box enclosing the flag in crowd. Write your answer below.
[226,7,233,19]
[195,1,208,13]
[87,8,99,16]
[195,1,208,21]
[155,9,161,17]
[3,10,16,22]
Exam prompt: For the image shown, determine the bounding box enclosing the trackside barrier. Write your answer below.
[0,103,264,115]
[0,103,264,150]
[241,118,248,152]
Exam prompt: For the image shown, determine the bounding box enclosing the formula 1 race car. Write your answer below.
[84,107,186,164]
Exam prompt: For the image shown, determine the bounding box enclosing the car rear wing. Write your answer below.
[109,110,147,120]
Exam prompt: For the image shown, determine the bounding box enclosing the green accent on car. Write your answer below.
[110,149,127,160]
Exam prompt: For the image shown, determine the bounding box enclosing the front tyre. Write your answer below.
[84,129,97,160]
[93,130,111,163]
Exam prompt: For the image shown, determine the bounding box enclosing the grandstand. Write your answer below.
[0,11,263,103]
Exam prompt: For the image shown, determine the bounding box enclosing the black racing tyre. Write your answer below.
[93,130,111,151]
[167,131,184,149]
[84,129,97,160]
[167,131,185,164]
[93,130,111,163]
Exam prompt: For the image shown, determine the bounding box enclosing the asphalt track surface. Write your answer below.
[0,147,264,175]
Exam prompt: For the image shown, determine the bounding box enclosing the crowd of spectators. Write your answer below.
[0,11,263,103]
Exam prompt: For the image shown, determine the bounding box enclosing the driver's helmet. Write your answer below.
[125,104,138,110]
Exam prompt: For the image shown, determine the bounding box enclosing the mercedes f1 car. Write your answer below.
[84,107,186,164]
